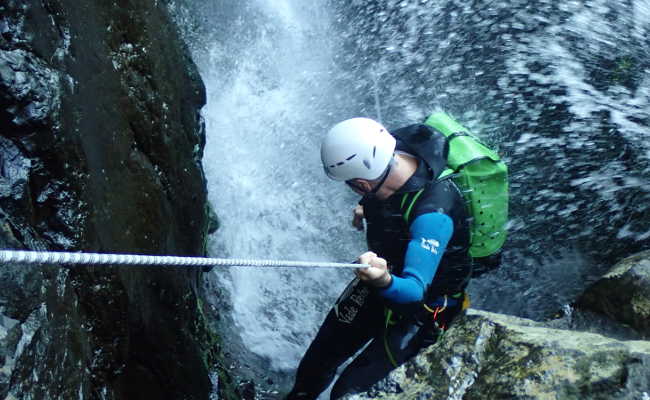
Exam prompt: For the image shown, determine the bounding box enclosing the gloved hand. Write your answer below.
[356,251,392,288]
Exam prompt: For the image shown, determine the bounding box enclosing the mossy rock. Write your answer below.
[576,250,650,338]
[343,310,650,400]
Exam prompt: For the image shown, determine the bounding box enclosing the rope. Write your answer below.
[0,249,368,269]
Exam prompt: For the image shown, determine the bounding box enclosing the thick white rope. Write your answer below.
[0,249,367,269]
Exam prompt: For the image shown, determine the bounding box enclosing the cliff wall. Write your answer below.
[0,1,228,398]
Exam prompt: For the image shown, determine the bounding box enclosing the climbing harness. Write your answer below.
[382,292,469,368]
[423,295,452,331]
[382,291,471,367]
[0,249,368,269]
[423,293,470,330]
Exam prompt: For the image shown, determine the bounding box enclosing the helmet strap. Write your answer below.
[370,158,394,195]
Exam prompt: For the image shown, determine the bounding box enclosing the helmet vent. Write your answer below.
[372,146,377,158]
[363,159,371,169]
[330,154,357,169]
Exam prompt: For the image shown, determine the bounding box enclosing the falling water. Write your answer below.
[169,0,650,395]
[168,0,369,392]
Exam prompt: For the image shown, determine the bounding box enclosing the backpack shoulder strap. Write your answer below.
[400,189,426,224]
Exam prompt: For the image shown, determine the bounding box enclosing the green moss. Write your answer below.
[610,56,638,90]
[206,202,220,235]
[191,295,239,400]
[200,202,219,258]
[612,57,633,80]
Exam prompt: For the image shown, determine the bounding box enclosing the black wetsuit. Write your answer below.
[286,124,472,399]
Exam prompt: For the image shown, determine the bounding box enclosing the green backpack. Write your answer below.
[423,112,509,260]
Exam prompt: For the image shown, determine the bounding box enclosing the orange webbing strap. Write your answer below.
[423,293,469,331]
[423,295,448,315]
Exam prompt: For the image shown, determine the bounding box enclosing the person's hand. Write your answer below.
[352,205,365,231]
[356,251,391,288]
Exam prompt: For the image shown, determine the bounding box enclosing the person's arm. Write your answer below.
[378,212,453,304]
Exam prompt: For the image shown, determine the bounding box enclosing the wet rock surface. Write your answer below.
[343,309,650,400]
[330,0,650,270]
[0,0,233,399]
[577,250,650,339]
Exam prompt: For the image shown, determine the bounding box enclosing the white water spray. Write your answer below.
[174,0,650,394]
[199,0,364,383]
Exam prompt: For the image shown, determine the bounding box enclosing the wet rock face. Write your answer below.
[329,0,650,276]
[343,310,650,400]
[0,0,220,398]
[577,250,650,339]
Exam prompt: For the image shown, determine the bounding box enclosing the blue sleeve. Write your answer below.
[379,212,453,304]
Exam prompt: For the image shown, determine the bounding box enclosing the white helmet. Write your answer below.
[321,118,396,181]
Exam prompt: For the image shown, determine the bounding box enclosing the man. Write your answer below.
[286,117,472,399]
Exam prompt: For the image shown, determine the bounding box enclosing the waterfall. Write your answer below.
[169,0,650,395]
[193,0,366,391]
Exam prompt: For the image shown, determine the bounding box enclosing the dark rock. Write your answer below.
[238,380,256,400]
[576,250,650,339]
[0,0,234,398]
[207,201,220,235]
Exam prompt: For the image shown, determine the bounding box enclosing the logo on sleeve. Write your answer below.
[421,238,440,254]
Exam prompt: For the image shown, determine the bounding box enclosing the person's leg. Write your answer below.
[285,279,383,400]
[330,293,468,399]
[329,317,428,399]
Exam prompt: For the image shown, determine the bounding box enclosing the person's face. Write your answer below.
[345,179,373,196]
